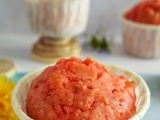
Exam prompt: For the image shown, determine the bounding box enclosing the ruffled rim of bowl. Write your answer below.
[11,64,151,120]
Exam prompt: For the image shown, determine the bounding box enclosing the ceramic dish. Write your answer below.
[25,0,90,37]
[11,64,150,120]
[121,10,160,58]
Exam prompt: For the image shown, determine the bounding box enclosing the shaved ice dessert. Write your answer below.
[26,57,136,120]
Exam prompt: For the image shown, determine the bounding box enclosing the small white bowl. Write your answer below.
[12,64,150,120]
[121,10,160,58]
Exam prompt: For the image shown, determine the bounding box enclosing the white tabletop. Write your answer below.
[0,34,160,75]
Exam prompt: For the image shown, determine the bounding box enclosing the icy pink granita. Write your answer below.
[26,57,136,120]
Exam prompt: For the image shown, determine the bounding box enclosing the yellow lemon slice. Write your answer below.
[0,59,16,78]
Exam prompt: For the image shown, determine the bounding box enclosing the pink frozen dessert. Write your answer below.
[26,57,136,120]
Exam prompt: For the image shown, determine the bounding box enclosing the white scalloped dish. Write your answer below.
[11,64,150,120]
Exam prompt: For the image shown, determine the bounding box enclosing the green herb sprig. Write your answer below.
[90,35,111,52]
[83,25,114,53]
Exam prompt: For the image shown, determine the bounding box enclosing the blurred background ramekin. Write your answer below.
[121,11,160,58]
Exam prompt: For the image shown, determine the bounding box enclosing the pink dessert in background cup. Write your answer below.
[121,0,160,58]
[25,0,90,38]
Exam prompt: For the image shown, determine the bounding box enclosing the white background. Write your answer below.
[0,0,139,36]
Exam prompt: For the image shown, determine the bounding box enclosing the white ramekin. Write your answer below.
[25,0,90,38]
[121,11,160,58]
[12,64,150,120]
